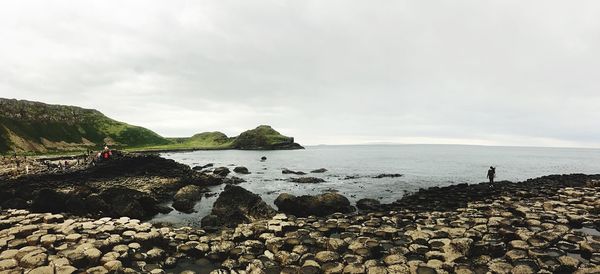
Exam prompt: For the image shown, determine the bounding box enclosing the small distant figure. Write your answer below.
[487,166,496,183]
[261,156,267,161]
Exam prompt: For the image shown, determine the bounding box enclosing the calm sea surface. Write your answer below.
[151,144,600,226]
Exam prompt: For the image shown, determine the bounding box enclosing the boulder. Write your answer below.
[233,166,250,174]
[310,168,328,173]
[282,169,306,175]
[65,195,88,215]
[31,188,67,213]
[84,194,111,214]
[274,192,355,217]
[193,163,214,171]
[373,173,403,179]
[288,177,326,184]
[172,185,203,212]
[100,188,159,219]
[223,176,246,185]
[213,167,230,177]
[206,185,276,227]
[356,198,381,210]
[1,198,28,209]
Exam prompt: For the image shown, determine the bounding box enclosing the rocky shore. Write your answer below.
[1,154,599,273]
[0,176,599,273]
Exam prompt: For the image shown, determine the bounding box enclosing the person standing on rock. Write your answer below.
[487,166,496,183]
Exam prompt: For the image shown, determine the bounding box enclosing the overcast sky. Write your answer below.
[1,1,600,147]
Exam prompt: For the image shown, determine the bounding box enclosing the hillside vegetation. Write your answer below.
[0,98,304,154]
[0,98,169,154]
[136,126,303,151]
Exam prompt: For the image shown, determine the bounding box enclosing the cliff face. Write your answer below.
[0,98,169,154]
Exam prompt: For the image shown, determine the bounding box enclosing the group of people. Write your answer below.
[89,145,113,166]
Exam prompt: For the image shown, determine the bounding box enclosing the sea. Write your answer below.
[150,144,600,226]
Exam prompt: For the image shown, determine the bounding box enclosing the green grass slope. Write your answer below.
[132,126,304,152]
[0,98,170,154]
[232,125,304,150]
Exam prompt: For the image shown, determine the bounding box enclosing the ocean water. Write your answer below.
[151,144,600,226]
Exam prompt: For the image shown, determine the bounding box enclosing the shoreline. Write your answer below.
[1,154,599,272]
[1,178,599,273]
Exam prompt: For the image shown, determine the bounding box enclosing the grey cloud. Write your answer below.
[1,1,600,147]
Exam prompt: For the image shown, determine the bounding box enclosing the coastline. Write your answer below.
[1,154,599,273]
[1,174,599,273]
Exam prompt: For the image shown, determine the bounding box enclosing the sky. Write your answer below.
[1,1,600,147]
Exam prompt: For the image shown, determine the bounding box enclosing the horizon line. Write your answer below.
[301,142,600,150]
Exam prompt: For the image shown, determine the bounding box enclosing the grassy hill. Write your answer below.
[135,126,304,151]
[0,98,169,154]
[232,125,304,150]
[0,98,304,154]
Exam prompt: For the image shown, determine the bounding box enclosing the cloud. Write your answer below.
[1,0,600,147]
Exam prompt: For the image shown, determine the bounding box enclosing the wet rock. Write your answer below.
[310,168,328,173]
[233,166,250,174]
[222,176,246,185]
[206,185,276,227]
[282,169,306,175]
[288,177,325,184]
[172,185,203,213]
[356,199,381,211]
[213,167,230,177]
[373,174,402,179]
[275,192,355,217]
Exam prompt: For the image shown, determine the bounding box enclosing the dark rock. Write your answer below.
[261,156,267,161]
[282,169,306,175]
[1,198,28,209]
[172,199,195,213]
[356,198,381,210]
[100,188,159,219]
[172,185,202,212]
[206,185,276,228]
[373,173,403,179]
[84,194,111,214]
[233,166,250,174]
[200,214,220,228]
[31,188,67,213]
[156,204,173,214]
[288,177,326,184]
[213,167,230,177]
[193,163,214,171]
[310,168,328,173]
[196,174,226,186]
[274,192,355,217]
[65,195,88,215]
[223,176,246,185]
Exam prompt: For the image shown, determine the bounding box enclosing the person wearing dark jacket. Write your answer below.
[487,166,496,183]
